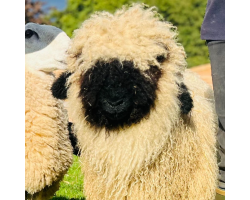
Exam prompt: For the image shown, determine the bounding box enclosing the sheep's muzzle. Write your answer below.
[79,60,162,130]
[99,84,132,120]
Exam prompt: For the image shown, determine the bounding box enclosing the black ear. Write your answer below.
[68,122,80,156]
[178,83,193,115]
[51,72,72,100]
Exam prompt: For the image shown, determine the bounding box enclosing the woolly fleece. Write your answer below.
[66,4,218,200]
[25,68,73,199]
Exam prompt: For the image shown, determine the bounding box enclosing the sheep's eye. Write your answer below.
[156,55,166,63]
[25,29,34,39]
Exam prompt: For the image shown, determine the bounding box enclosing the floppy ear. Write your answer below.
[51,72,72,99]
[178,83,193,115]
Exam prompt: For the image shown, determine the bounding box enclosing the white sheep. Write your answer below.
[53,4,218,200]
[25,23,73,200]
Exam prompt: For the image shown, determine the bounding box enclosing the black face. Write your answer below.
[79,60,162,130]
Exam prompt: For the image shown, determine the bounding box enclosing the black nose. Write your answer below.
[107,99,123,106]
[101,85,126,106]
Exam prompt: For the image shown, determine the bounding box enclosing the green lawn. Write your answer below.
[50,155,85,200]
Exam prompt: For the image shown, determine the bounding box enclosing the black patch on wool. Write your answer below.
[68,122,80,156]
[79,60,162,130]
[145,65,162,82]
[51,72,72,99]
[178,83,193,115]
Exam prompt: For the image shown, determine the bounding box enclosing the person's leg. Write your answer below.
[207,40,225,189]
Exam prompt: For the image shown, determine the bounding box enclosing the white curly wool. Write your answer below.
[25,23,72,200]
[66,4,218,200]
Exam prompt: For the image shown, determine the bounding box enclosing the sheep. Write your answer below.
[25,23,73,200]
[53,4,218,200]
[51,72,81,156]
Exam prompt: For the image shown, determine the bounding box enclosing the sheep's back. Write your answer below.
[25,70,73,195]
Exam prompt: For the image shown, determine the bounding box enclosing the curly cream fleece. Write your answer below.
[25,68,73,200]
[66,4,218,200]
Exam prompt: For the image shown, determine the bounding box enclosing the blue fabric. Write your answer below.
[201,0,225,40]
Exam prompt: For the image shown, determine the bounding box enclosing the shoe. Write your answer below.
[216,187,225,200]
[218,180,225,190]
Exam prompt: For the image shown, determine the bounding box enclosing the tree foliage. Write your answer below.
[46,0,209,67]
[25,0,51,24]
[25,0,44,24]
[145,0,209,67]
[46,0,132,37]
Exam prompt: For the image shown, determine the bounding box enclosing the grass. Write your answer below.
[50,155,85,200]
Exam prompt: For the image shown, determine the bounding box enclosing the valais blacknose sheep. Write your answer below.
[25,23,73,200]
[53,4,218,200]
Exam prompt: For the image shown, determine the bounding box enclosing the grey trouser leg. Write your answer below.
[207,40,225,188]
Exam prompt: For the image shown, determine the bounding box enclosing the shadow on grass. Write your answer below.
[50,197,85,200]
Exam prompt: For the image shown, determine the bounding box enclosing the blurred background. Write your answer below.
[25,0,210,68]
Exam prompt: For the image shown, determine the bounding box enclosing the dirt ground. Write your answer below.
[190,63,212,88]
